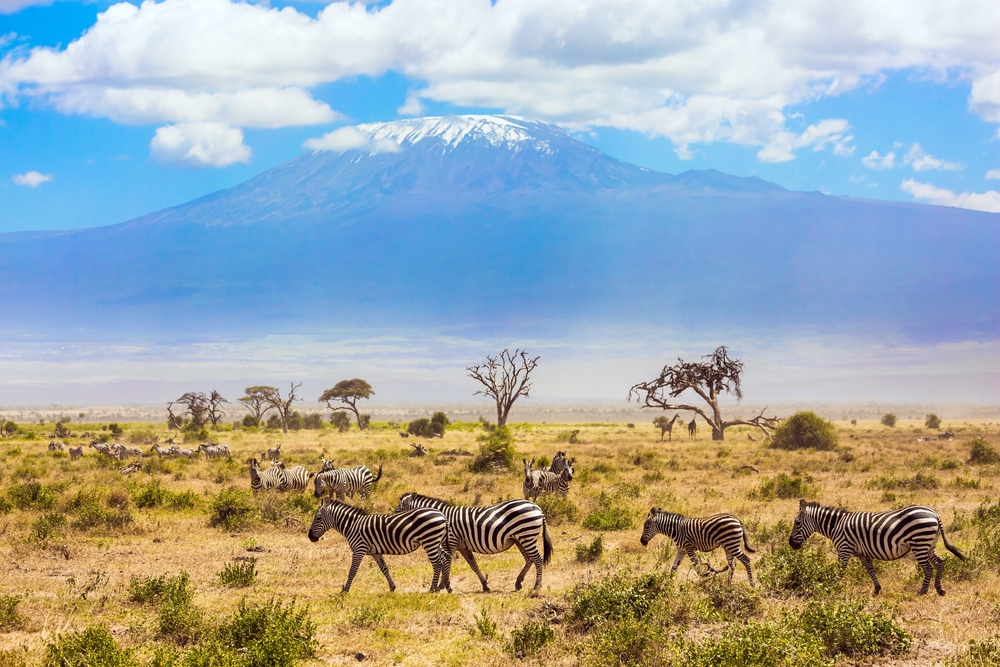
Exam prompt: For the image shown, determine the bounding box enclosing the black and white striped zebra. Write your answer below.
[522,458,574,501]
[394,492,553,592]
[89,441,113,456]
[789,499,966,595]
[267,444,282,461]
[69,446,83,460]
[312,464,383,500]
[248,458,284,493]
[112,443,143,460]
[48,440,65,452]
[274,461,314,492]
[150,443,173,457]
[547,451,568,474]
[640,508,756,584]
[198,443,229,459]
[120,461,142,475]
[170,445,195,459]
[307,498,451,593]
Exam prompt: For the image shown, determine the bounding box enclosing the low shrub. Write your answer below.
[758,544,843,596]
[330,412,351,432]
[881,413,897,427]
[31,512,67,543]
[576,535,604,563]
[799,598,911,658]
[0,649,28,667]
[567,570,675,631]
[749,473,815,501]
[218,559,257,588]
[209,488,257,530]
[968,438,1000,465]
[8,481,57,510]
[189,599,317,667]
[505,621,554,659]
[349,603,388,629]
[770,412,837,451]
[128,572,202,644]
[535,495,578,525]
[582,491,635,531]
[65,491,134,531]
[696,577,762,621]
[925,414,942,430]
[681,620,828,667]
[586,613,671,667]
[947,634,1000,667]
[472,607,498,639]
[42,625,136,667]
[0,595,27,631]
[133,482,199,510]
[469,427,516,472]
[867,472,940,491]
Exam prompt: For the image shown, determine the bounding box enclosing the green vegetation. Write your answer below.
[8,481,57,510]
[968,438,1000,465]
[947,634,1000,667]
[770,411,837,451]
[759,544,843,595]
[209,488,256,530]
[534,494,578,525]
[469,426,516,472]
[218,559,257,588]
[582,490,636,531]
[881,413,897,427]
[505,621,554,659]
[43,625,135,667]
[925,413,942,429]
[799,598,911,658]
[0,596,27,631]
[576,534,604,562]
[750,473,816,501]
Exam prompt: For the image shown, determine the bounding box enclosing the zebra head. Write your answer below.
[321,458,336,471]
[789,499,818,549]
[395,492,417,512]
[522,458,534,480]
[308,498,337,542]
[640,508,663,546]
[561,458,576,480]
[312,471,328,498]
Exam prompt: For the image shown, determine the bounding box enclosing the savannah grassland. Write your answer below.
[1,417,999,667]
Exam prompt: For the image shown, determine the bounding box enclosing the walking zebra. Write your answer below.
[395,492,553,592]
[313,464,383,500]
[547,451,568,474]
[112,443,143,460]
[307,499,451,593]
[198,443,229,459]
[274,461,314,492]
[789,499,966,595]
[69,446,83,460]
[170,445,195,459]
[150,443,173,457]
[522,458,574,501]
[89,441,113,456]
[248,458,284,493]
[640,508,756,585]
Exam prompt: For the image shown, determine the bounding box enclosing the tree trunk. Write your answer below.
[712,426,724,441]
[497,407,507,428]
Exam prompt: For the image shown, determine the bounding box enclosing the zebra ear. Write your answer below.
[799,499,807,510]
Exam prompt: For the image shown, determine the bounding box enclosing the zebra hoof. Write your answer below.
[514,582,523,592]
[937,588,946,596]
[873,587,881,596]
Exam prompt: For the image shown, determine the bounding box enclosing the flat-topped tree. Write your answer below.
[629,346,778,441]
[238,386,276,426]
[467,349,540,428]
[320,379,374,430]
[173,392,210,427]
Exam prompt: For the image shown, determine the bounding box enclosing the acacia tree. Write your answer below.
[263,382,302,434]
[238,386,276,425]
[173,392,210,427]
[628,346,779,441]
[320,379,374,430]
[467,348,540,428]
[206,390,229,427]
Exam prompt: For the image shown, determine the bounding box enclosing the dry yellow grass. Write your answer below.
[0,418,998,666]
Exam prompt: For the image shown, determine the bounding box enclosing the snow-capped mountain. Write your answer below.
[0,115,996,343]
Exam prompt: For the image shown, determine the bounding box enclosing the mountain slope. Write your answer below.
[0,115,996,342]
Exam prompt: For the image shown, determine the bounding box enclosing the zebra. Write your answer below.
[320,458,336,471]
[89,441,114,456]
[248,458,284,493]
[395,492,553,592]
[313,464,383,500]
[69,446,83,460]
[789,499,966,595]
[267,444,282,461]
[547,451,568,474]
[198,444,229,459]
[120,461,142,475]
[150,443,173,457]
[640,508,756,584]
[48,440,65,452]
[522,458,574,501]
[170,445,195,459]
[111,443,143,460]
[307,498,452,593]
[274,461,314,492]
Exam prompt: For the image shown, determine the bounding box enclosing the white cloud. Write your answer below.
[3,0,1000,162]
[987,169,1000,180]
[0,0,53,14]
[303,126,401,154]
[11,170,52,187]
[397,94,425,117]
[903,143,962,172]
[901,178,1000,213]
[150,123,251,167]
[862,150,895,170]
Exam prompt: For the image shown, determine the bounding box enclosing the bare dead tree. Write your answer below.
[238,386,276,425]
[466,348,540,428]
[173,392,210,427]
[263,382,302,434]
[206,390,229,427]
[628,346,779,441]
[165,402,182,430]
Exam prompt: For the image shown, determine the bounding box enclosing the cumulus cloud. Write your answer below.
[3,0,1000,162]
[11,170,52,187]
[862,150,895,170]
[303,126,401,154]
[987,169,1000,179]
[903,143,962,172]
[901,178,1000,213]
[150,123,251,167]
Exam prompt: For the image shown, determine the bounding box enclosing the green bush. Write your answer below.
[759,544,843,596]
[750,473,815,501]
[218,559,257,588]
[0,496,12,515]
[505,621,554,659]
[8,481,57,510]
[586,613,671,667]
[867,472,940,491]
[469,427,516,472]
[472,607,498,639]
[0,595,27,631]
[968,438,1000,465]
[302,413,323,430]
[925,414,942,430]
[799,598,910,658]
[209,488,257,530]
[576,535,604,563]
[0,648,28,667]
[881,413,897,427]
[567,570,675,631]
[65,491,134,531]
[696,577,762,621]
[681,620,828,667]
[134,482,199,510]
[582,491,636,531]
[242,415,259,428]
[770,412,837,451]
[330,412,351,432]
[42,625,136,667]
[947,634,1000,667]
[349,603,389,629]
[535,495,578,525]
[190,599,317,667]
[31,512,67,543]
[127,572,202,643]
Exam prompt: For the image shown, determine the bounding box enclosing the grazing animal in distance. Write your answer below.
[248,458,284,493]
[654,414,682,441]
[112,443,143,460]
[747,433,757,442]
[523,458,574,501]
[395,492,553,592]
[307,499,451,593]
[641,508,756,585]
[170,445,195,459]
[398,432,409,438]
[89,441,113,456]
[274,461,314,492]
[313,464,383,500]
[789,499,965,595]
[409,443,427,457]
[150,443,173,457]
[48,441,65,452]
[267,444,282,461]
[688,417,697,440]
[69,446,83,460]
[198,443,229,459]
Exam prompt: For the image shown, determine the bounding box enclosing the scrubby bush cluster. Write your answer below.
[470,427,516,472]
[968,438,1000,465]
[749,473,816,501]
[407,412,450,438]
[770,412,837,451]
[582,490,636,531]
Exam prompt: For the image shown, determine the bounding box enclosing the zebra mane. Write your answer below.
[402,492,457,507]
[325,500,369,516]
[802,500,847,516]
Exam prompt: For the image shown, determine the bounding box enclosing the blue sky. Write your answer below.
[3,0,1000,232]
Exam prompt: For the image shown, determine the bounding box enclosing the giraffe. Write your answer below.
[688,416,697,440]
[661,413,681,441]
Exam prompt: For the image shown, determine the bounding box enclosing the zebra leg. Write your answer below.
[513,543,535,591]
[343,553,365,593]
[736,553,755,586]
[459,549,490,592]
[515,540,545,590]
[687,550,712,577]
[915,551,934,595]
[372,554,396,592]
[669,548,685,575]
[932,553,946,596]
[859,556,882,595]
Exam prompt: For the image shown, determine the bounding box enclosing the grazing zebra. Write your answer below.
[789,499,966,595]
[112,443,143,460]
[395,492,553,592]
[150,443,173,457]
[522,458,574,501]
[267,444,282,461]
[120,461,142,475]
[69,446,83,460]
[48,440,65,452]
[198,444,229,459]
[313,464,383,500]
[89,441,113,456]
[274,461,314,492]
[308,498,451,593]
[248,458,284,493]
[170,445,195,459]
[641,508,756,584]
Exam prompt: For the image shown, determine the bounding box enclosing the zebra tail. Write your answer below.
[742,526,756,553]
[373,463,384,484]
[940,522,967,561]
[542,519,553,566]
